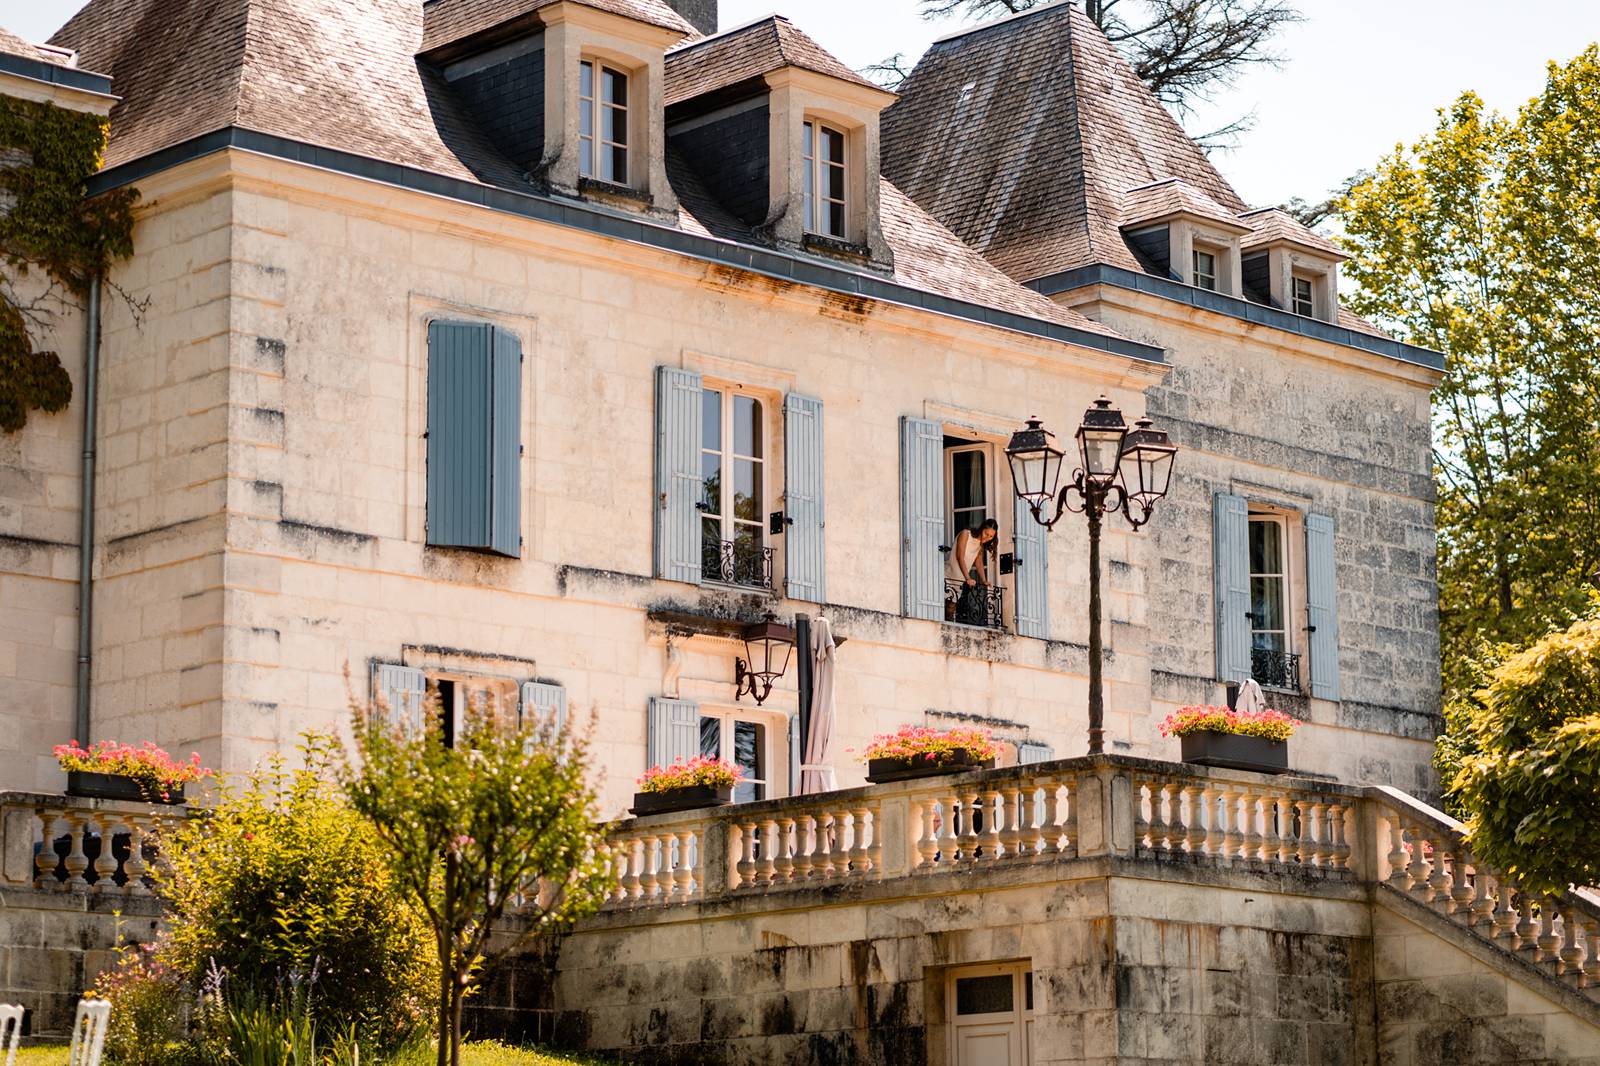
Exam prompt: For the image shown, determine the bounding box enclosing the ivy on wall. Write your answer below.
[0,94,138,432]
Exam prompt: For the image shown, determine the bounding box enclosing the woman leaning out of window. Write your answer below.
[947,518,998,625]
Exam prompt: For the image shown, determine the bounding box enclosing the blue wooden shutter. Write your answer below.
[1017,741,1054,765]
[1305,513,1341,701]
[901,417,944,620]
[426,321,520,556]
[1013,494,1049,638]
[521,680,568,735]
[784,393,826,602]
[646,697,700,768]
[374,664,426,735]
[489,326,522,557]
[1213,493,1252,682]
[654,367,703,583]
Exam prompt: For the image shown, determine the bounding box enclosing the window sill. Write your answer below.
[802,233,871,262]
[578,177,653,210]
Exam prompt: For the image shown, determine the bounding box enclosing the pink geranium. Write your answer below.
[860,725,1001,764]
[54,740,212,789]
[1157,705,1302,742]
[637,755,744,793]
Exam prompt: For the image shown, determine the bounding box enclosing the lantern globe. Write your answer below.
[1006,417,1065,512]
[738,612,795,703]
[1076,397,1128,485]
[1119,416,1177,509]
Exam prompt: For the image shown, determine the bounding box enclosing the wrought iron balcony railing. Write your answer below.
[1251,647,1302,693]
[702,538,774,590]
[944,579,1005,630]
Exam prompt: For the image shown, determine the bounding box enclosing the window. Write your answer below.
[579,60,628,184]
[700,387,769,588]
[803,120,847,239]
[1192,248,1218,291]
[1248,514,1299,690]
[426,320,521,557]
[698,712,770,803]
[428,672,519,748]
[1292,275,1315,317]
[943,439,1003,629]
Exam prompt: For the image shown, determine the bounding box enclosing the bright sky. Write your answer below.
[10,0,1599,207]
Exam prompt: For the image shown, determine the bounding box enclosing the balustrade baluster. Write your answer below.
[1240,791,1264,864]
[1000,788,1022,859]
[775,819,796,885]
[794,816,816,881]
[618,838,639,902]
[1448,850,1475,914]
[850,807,871,876]
[34,809,63,888]
[1201,787,1223,860]
[959,791,981,863]
[1273,796,1293,865]
[639,836,661,901]
[1329,804,1351,871]
[1220,786,1243,863]
[673,831,695,899]
[938,797,960,869]
[1018,785,1040,859]
[1537,898,1562,965]
[741,822,761,888]
[1425,834,1452,904]
[1259,791,1281,865]
[1133,780,1151,856]
[1149,783,1170,858]
[1385,817,1409,886]
[1491,877,1519,944]
[1559,907,1586,980]
[914,802,937,870]
[1582,920,1600,988]
[1468,862,1495,930]
[866,807,883,874]
[1039,784,1060,855]
[1183,786,1206,858]
[1516,893,1539,952]
[755,820,778,885]
[62,811,89,889]
[1406,824,1432,895]
[123,815,151,896]
[1061,780,1079,857]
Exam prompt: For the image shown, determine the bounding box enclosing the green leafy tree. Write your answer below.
[0,95,138,432]
[1338,46,1600,700]
[1444,601,1600,892]
[155,737,437,1048]
[342,696,616,1066]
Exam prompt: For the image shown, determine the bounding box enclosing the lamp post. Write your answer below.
[1006,397,1177,754]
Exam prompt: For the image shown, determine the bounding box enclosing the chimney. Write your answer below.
[666,0,716,36]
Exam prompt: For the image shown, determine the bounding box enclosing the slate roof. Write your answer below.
[50,0,1121,345]
[0,25,56,64]
[421,0,695,56]
[1123,179,1250,232]
[665,15,881,108]
[882,1,1245,285]
[1240,207,1347,259]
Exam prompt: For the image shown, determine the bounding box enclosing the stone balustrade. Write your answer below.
[597,756,1600,1005]
[0,791,188,896]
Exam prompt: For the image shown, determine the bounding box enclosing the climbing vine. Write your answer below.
[0,94,138,432]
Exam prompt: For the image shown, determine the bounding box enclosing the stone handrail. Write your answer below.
[0,790,189,895]
[597,756,1599,1001]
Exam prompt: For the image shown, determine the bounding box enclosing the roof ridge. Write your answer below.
[1059,6,1099,265]
[929,0,1076,47]
[667,11,785,54]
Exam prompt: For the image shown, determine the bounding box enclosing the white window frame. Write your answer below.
[1291,274,1315,317]
[699,384,768,588]
[946,961,1034,1066]
[803,119,849,239]
[1247,510,1304,691]
[696,706,785,802]
[1192,247,1219,291]
[578,58,630,185]
[943,441,996,549]
[424,670,520,746]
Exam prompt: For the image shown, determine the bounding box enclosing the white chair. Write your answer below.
[67,999,110,1066]
[0,1003,23,1066]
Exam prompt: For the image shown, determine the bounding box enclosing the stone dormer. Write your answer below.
[1239,207,1348,323]
[1119,178,1252,296]
[664,16,897,270]
[422,0,696,217]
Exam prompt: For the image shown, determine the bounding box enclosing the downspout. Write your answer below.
[75,275,101,744]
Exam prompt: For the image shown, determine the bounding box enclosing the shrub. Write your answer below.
[1447,606,1600,892]
[155,736,436,1049]
[92,945,193,1066]
[1157,705,1302,741]
[860,726,1001,764]
[636,756,742,792]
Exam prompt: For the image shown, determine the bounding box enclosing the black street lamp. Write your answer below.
[1006,397,1178,754]
[734,612,796,705]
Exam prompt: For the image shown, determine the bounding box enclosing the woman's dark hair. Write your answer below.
[976,518,999,534]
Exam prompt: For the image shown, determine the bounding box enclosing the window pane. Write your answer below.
[1252,627,1287,655]
[826,162,845,202]
[578,135,593,176]
[952,451,986,512]
[955,975,1014,1016]
[734,459,760,521]
[607,144,627,183]
[732,720,764,802]
[828,202,845,237]
[700,453,721,515]
[732,520,760,561]
[701,389,721,450]
[734,395,760,456]
[1251,575,1285,632]
[580,61,593,99]
[701,517,722,571]
[1025,972,1033,1012]
[603,68,627,106]
[1249,519,1281,575]
[579,99,593,137]
[822,127,845,164]
[803,121,814,159]
[699,716,721,758]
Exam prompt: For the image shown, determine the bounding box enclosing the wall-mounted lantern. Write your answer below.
[735,612,796,705]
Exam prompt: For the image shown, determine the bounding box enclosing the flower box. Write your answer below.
[67,770,187,804]
[1178,731,1288,774]
[865,753,996,784]
[630,784,733,816]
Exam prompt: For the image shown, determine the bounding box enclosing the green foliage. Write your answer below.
[342,699,615,1066]
[92,946,194,1066]
[1445,603,1600,892]
[0,95,137,432]
[156,737,436,1049]
[1338,46,1600,701]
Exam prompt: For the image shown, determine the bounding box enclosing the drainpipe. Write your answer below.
[75,276,101,745]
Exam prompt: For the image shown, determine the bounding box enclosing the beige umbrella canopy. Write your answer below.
[800,617,838,794]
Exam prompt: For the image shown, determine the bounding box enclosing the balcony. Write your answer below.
[1251,647,1302,692]
[701,538,773,590]
[944,579,1005,629]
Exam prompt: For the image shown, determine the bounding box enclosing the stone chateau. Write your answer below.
[0,1,1597,1063]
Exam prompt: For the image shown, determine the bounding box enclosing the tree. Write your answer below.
[905,0,1300,116]
[342,695,616,1066]
[0,95,137,432]
[1443,601,1600,892]
[1337,47,1600,699]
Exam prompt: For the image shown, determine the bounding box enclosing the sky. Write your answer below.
[9,0,1600,208]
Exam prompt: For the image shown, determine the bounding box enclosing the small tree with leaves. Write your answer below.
[342,694,616,1066]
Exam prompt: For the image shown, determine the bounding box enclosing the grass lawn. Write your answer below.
[15,1042,619,1065]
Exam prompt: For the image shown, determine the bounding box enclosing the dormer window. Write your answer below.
[1292,275,1314,317]
[803,120,848,239]
[1192,249,1218,292]
[579,59,630,185]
